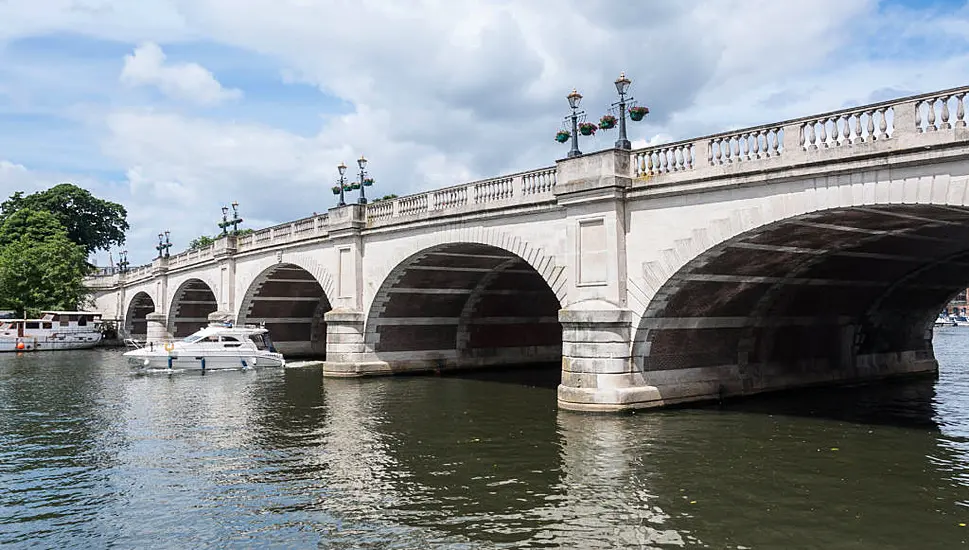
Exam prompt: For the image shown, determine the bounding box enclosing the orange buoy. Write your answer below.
[16,342,25,350]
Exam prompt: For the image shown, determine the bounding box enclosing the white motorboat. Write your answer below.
[935,314,958,327]
[0,311,103,350]
[124,323,285,371]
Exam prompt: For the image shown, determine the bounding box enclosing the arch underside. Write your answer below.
[169,279,218,337]
[367,243,561,371]
[125,292,155,339]
[637,204,969,397]
[238,264,331,358]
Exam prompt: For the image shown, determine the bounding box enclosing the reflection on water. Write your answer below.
[0,334,968,548]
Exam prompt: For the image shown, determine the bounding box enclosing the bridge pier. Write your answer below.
[145,312,172,343]
[557,305,659,412]
[320,309,390,376]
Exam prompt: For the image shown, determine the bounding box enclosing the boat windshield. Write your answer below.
[249,333,269,350]
[182,333,206,344]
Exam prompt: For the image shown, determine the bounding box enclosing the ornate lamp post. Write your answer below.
[336,161,348,207]
[598,72,648,148]
[219,201,244,235]
[356,155,371,205]
[156,231,171,259]
[613,72,632,150]
[118,250,129,273]
[566,89,585,158]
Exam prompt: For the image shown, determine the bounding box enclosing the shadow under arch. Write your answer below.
[364,242,562,373]
[631,204,969,402]
[236,263,332,358]
[124,291,155,339]
[167,278,219,337]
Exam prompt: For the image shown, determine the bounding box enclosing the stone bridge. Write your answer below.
[87,85,969,412]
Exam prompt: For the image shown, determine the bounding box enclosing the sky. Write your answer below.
[2,0,969,265]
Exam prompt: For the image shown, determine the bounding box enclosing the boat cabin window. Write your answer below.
[25,322,39,329]
[42,322,52,329]
[220,336,240,342]
[249,334,269,350]
[182,334,206,344]
[59,315,69,326]
[77,316,87,326]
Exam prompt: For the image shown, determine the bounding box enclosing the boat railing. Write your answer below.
[124,338,144,349]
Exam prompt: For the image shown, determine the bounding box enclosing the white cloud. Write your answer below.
[2,0,969,264]
[120,42,241,105]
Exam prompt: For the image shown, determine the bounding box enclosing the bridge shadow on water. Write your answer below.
[695,375,942,431]
[424,361,562,390]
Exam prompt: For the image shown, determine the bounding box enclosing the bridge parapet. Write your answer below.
[365,166,557,227]
[630,85,969,190]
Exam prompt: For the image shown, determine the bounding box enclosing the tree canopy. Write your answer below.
[0,184,128,254]
[0,208,89,316]
[188,235,216,250]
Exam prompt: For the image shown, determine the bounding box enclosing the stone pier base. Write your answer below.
[145,312,173,343]
[321,309,391,377]
[556,302,659,412]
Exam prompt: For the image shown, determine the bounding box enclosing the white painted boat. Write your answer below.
[123,323,285,371]
[0,311,103,350]
[0,336,35,353]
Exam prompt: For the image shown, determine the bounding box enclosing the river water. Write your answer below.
[1,332,968,549]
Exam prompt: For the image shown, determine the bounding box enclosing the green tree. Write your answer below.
[1,183,128,254]
[0,209,65,248]
[189,235,216,250]
[0,210,89,316]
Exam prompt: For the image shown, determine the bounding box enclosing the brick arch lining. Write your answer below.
[166,278,219,337]
[364,242,563,371]
[236,262,333,358]
[631,201,969,395]
[123,291,156,338]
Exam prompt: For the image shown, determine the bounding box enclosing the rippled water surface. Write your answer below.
[2,332,969,548]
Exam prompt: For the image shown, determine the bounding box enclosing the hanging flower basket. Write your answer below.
[555,130,570,143]
[331,185,341,195]
[599,114,617,130]
[629,106,649,121]
[351,182,361,190]
[343,184,353,192]
[578,122,597,136]
[363,178,374,187]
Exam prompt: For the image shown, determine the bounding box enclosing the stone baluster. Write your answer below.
[718,138,728,163]
[915,101,924,133]
[817,119,827,148]
[830,116,840,146]
[878,108,889,139]
[683,145,693,169]
[958,94,967,128]
[712,139,721,166]
[730,136,740,162]
[852,113,863,144]
[806,122,817,150]
[927,100,937,132]
[941,96,951,130]
[842,115,852,145]
[866,111,876,141]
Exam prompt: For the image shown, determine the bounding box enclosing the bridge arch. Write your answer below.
[237,262,333,357]
[631,171,969,400]
[364,241,563,371]
[364,226,567,309]
[167,278,219,337]
[123,291,156,340]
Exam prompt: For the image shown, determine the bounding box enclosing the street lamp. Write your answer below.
[118,250,129,273]
[156,231,171,259]
[218,202,244,235]
[356,155,371,205]
[566,88,585,158]
[613,72,632,150]
[336,161,348,207]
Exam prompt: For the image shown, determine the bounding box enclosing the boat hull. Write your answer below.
[125,350,285,371]
[0,339,34,352]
